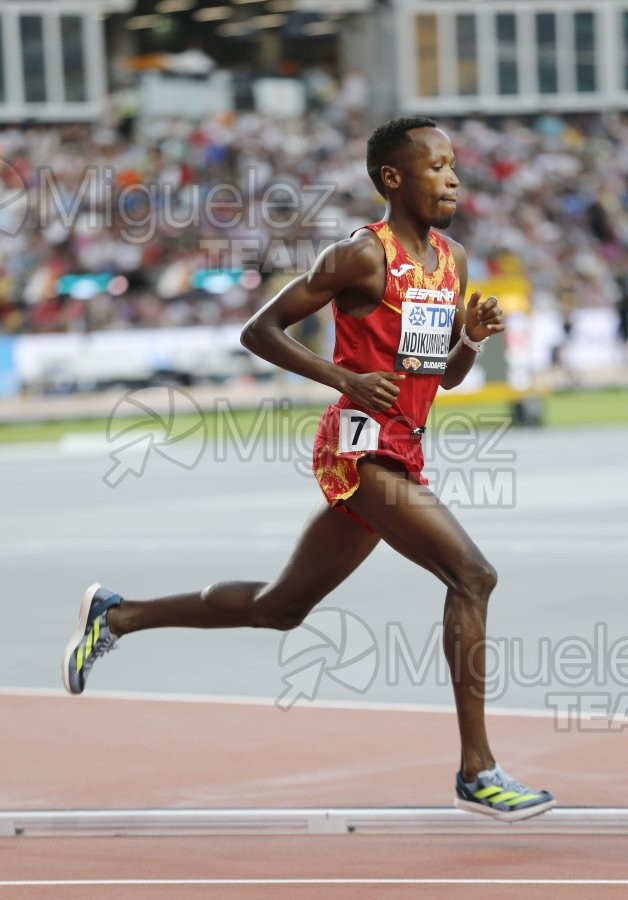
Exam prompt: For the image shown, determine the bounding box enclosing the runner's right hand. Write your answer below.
[343,371,405,411]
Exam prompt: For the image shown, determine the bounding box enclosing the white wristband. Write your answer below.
[460,324,489,354]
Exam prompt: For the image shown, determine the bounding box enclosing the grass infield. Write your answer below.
[0,388,626,444]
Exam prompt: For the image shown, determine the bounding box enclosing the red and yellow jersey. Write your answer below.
[312,221,460,516]
[333,220,460,432]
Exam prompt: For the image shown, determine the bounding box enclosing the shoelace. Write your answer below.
[489,765,528,794]
[82,626,118,672]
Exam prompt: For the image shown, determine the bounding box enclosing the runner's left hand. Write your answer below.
[465,292,505,342]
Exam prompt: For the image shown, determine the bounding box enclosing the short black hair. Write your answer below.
[366,116,437,196]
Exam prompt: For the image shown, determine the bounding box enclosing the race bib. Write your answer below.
[338,409,380,453]
[394,302,455,374]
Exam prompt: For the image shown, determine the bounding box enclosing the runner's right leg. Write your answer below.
[106,504,379,637]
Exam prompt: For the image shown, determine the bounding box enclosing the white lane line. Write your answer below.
[0,490,315,521]
[0,685,597,720]
[1,879,627,887]
[484,538,628,554]
[0,536,626,556]
[0,538,289,555]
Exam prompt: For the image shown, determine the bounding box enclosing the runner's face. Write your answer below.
[401,128,459,229]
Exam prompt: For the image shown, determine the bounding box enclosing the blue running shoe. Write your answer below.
[62,583,122,695]
[455,764,555,822]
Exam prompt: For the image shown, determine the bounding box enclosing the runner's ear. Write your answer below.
[381,165,401,190]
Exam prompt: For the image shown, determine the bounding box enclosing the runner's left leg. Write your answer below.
[344,457,497,781]
[107,504,380,637]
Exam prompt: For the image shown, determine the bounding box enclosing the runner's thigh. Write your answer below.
[344,458,493,591]
[259,503,381,617]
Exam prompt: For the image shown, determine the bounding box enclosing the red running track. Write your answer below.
[1,691,627,899]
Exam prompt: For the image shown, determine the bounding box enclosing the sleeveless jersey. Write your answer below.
[333,220,460,437]
[312,221,460,517]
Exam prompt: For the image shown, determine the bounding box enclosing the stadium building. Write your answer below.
[1,1,627,122]
[0,0,130,122]
[398,0,628,116]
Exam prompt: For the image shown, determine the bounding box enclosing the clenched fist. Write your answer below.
[343,370,406,411]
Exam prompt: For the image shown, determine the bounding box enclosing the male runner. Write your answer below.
[62,117,555,822]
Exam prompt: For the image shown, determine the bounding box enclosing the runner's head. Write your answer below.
[366,117,459,229]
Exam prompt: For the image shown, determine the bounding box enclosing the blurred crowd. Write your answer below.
[0,104,627,338]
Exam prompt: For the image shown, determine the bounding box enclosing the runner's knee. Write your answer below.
[451,557,497,603]
[254,610,307,631]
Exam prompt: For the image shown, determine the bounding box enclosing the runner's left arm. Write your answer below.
[440,242,504,390]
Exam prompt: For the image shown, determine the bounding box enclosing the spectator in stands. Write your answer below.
[0,109,626,341]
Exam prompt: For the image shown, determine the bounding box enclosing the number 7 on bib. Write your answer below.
[338,409,381,453]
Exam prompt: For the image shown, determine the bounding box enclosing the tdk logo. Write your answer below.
[405,288,455,304]
[415,305,455,328]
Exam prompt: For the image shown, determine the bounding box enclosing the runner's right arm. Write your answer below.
[241,233,405,412]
